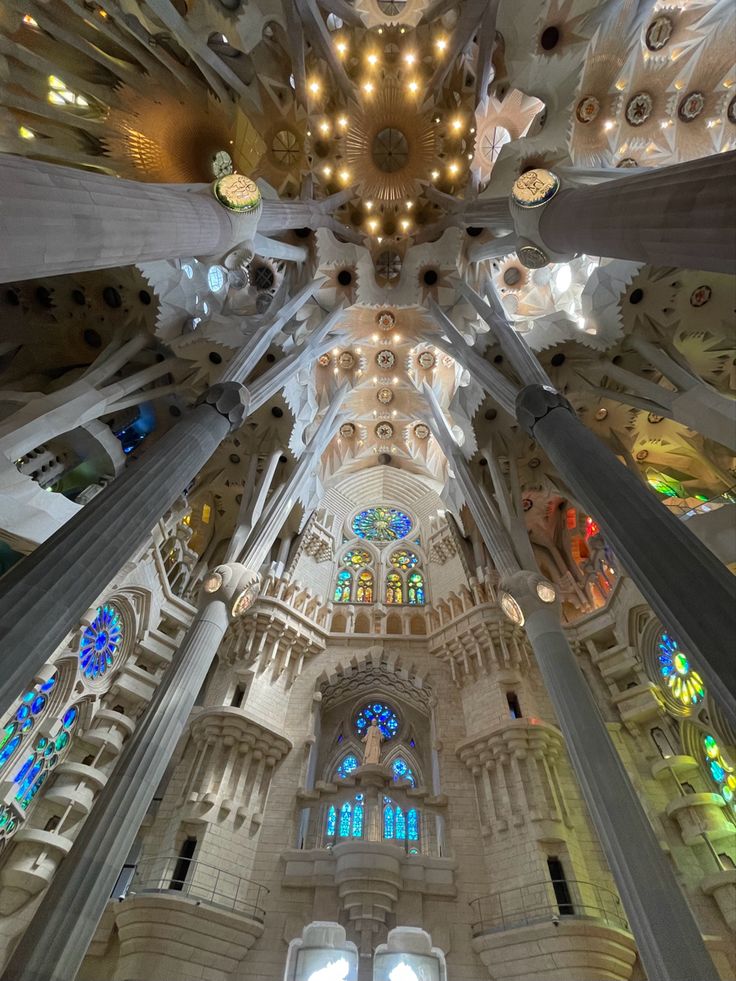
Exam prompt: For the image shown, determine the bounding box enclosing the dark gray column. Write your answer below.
[515,583,718,981]
[0,155,260,283]
[0,383,246,720]
[0,597,230,981]
[517,385,736,727]
[538,151,736,273]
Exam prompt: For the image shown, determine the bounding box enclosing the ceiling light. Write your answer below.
[603,120,615,131]
[337,115,349,129]
[363,80,375,95]
[451,117,463,132]
[435,37,448,52]
[448,162,459,176]
[365,200,373,210]
[336,40,347,56]
[308,79,321,95]
[338,168,350,184]
[319,120,330,134]
[404,51,416,65]
[407,79,419,94]
[367,52,378,66]
[322,165,333,177]
[368,219,379,232]
[400,219,410,231]
[431,169,440,179]
[22,14,38,26]
[18,126,35,139]
[405,201,413,209]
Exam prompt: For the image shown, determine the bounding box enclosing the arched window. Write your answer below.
[386,572,403,604]
[334,570,352,603]
[336,754,359,779]
[80,604,123,680]
[407,572,425,605]
[390,549,419,572]
[356,570,373,603]
[391,757,416,786]
[331,795,364,839]
[343,548,371,569]
[0,675,58,775]
[382,797,419,843]
[355,702,399,740]
[703,734,736,816]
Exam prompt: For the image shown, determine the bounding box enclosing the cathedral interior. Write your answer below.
[0,0,735,979]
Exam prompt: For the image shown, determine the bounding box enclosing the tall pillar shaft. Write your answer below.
[0,155,259,283]
[538,151,736,273]
[0,384,246,719]
[0,598,230,981]
[522,598,717,981]
[517,385,736,727]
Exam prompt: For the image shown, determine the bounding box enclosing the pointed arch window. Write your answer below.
[334,569,352,603]
[332,794,364,839]
[382,796,419,843]
[407,572,425,605]
[356,570,373,603]
[326,805,337,837]
[386,572,403,605]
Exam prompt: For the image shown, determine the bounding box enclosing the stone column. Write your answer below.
[503,573,718,981]
[516,385,736,728]
[0,155,261,283]
[0,595,233,981]
[0,383,247,719]
[512,152,736,273]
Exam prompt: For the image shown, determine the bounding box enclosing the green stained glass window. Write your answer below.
[390,549,419,571]
[343,549,371,569]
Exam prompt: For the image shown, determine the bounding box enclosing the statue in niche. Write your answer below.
[361,718,384,765]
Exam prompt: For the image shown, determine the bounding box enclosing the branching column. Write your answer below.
[516,385,736,727]
[0,384,246,718]
[0,155,260,283]
[534,151,736,273]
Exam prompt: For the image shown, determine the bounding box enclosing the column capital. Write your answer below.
[197,382,250,432]
[509,168,576,268]
[515,384,573,435]
[200,563,261,620]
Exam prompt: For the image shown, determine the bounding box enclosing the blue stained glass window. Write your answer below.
[353,800,364,837]
[355,702,399,741]
[407,809,419,841]
[384,804,394,839]
[13,702,78,811]
[352,507,412,542]
[391,758,416,786]
[0,674,58,775]
[334,569,352,603]
[326,805,337,836]
[657,631,704,706]
[336,754,359,780]
[80,604,122,680]
[339,802,352,837]
[395,807,406,839]
[0,734,21,768]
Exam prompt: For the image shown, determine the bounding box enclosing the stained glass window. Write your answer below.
[407,808,419,840]
[391,758,416,786]
[0,675,57,774]
[334,570,352,603]
[80,604,122,680]
[326,804,337,836]
[353,796,364,836]
[343,549,371,569]
[352,507,412,542]
[386,572,403,604]
[407,572,425,605]
[355,570,373,603]
[390,549,419,571]
[395,806,406,839]
[13,706,77,810]
[334,796,364,838]
[382,798,420,842]
[383,803,394,839]
[336,754,359,779]
[355,702,399,740]
[703,734,736,816]
[658,632,704,706]
[339,801,352,836]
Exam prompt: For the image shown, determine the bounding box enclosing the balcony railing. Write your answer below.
[469,878,628,937]
[124,854,269,922]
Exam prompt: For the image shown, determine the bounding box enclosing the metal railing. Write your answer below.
[469,878,628,937]
[124,854,269,922]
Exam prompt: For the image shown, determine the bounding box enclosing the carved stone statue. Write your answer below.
[361,718,384,765]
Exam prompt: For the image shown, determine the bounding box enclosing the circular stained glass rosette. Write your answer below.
[511,169,560,209]
[213,174,262,213]
[678,91,705,122]
[645,15,673,51]
[355,701,399,740]
[375,422,394,440]
[352,506,412,542]
[376,349,396,370]
[658,632,704,706]
[414,423,430,440]
[576,96,600,124]
[626,92,653,127]
[417,351,436,370]
[343,548,371,569]
[689,285,712,308]
[80,605,122,680]
[377,310,396,331]
[390,549,419,571]
[377,387,393,405]
[339,423,356,438]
